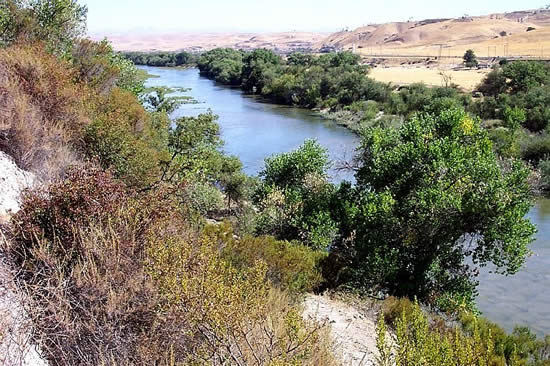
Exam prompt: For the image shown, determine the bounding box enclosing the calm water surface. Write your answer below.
[143,66,550,336]
[477,198,550,336]
[142,66,359,182]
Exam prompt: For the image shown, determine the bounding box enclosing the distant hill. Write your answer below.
[96,8,550,57]
[95,32,327,53]
[318,8,550,57]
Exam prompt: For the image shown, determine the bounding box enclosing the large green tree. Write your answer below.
[336,108,536,309]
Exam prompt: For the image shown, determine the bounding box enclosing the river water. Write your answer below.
[142,66,550,337]
[142,66,359,182]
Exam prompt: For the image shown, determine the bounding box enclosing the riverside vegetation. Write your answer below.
[0,0,549,365]
[196,48,550,192]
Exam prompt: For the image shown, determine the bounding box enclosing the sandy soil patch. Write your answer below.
[303,294,381,366]
[369,66,488,90]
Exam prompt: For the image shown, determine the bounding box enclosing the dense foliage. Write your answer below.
[0,0,87,55]
[332,108,535,309]
[463,49,479,68]
[254,140,338,250]
[378,298,550,366]
[197,48,390,111]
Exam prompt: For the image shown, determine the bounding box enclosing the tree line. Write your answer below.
[120,50,197,67]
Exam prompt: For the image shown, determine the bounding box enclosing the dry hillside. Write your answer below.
[320,9,550,58]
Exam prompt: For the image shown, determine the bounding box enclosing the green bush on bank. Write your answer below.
[378,298,550,366]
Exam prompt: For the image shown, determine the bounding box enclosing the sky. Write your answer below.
[83,0,546,35]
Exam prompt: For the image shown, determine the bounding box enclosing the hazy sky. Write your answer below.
[84,0,546,35]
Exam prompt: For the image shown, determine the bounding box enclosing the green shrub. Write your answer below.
[382,296,415,325]
[378,301,502,366]
[179,179,224,216]
[521,134,550,163]
[460,313,550,365]
[378,299,550,366]
[489,127,525,158]
[208,223,326,292]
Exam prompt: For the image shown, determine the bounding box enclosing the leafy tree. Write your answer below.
[286,52,314,67]
[477,68,508,97]
[255,140,338,250]
[218,156,248,209]
[463,49,479,68]
[241,48,281,93]
[317,51,361,68]
[260,139,330,189]
[197,48,244,85]
[145,86,188,114]
[503,106,527,130]
[337,108,535,309]
[121,51,196,67]
[0,0,87,54]
[503,61,550,94]
[161,112,223,183]
[0,0,27,47]
[516,86,550,131]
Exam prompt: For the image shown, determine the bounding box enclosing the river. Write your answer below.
[142,66,359,182]
[142,66,550,337]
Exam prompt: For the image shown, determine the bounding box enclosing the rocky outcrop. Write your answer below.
[0,151,35,223]
[0,151,46,366]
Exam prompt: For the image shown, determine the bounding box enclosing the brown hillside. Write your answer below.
[320,9,550,57]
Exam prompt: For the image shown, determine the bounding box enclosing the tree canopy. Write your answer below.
[334,108,536,308]
[0,0,87,55]
[463,49,479,68]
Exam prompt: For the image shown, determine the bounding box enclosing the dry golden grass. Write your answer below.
[470,26,550,58]
[369,66,488,91]
[332,9,550,59]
